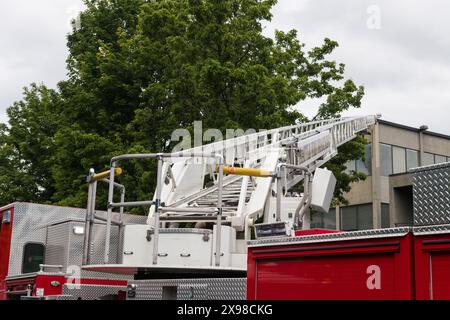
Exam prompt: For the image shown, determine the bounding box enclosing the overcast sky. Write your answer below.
[1,0,449,134]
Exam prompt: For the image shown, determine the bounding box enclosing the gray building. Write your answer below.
[311,119,450,231]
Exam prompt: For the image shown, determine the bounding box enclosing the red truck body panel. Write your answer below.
[248,230,415,300]
[0,207,14,300]
[6,274,128,298]
[414,232,450,300]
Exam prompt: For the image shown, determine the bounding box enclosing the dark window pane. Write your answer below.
[365,144,372,175]
[22,243,45,274]
[341,206,357,231]
[380,144,393,176]
[406,149,419,171]
[357,204,373,230]
[392,146,406,174]
[310,212,324,229]
[381,203,390,228]
[341,204,373,231]
[323,208,336,230]
[355,144,372,176]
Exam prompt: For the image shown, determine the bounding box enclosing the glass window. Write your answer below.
[423,152,435,166]
[323,208,336,230]
[380,144,393,176]
[365,144,372,175]
[392,146,406,174]
[406,149,419,171]
[22,243,45,274]
[435,155,447,164]
[356,144,372,175]
[310,212,324,229]
[341,206,357,231]
[356,159,369,175]
[381,203,390,228]
[341,204,373,231]
[357,204,373,230]
[345,160,356,174]
[311,209,337,230]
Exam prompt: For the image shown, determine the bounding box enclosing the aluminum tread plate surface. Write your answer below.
[412,162,450,226]
[247,227,411,247]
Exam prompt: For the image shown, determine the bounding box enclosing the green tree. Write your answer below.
[1,0,366,210]
[0,84,61,204]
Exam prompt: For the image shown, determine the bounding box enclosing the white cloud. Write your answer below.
[0,0,85,124]
[0,0,449,135]
[265,0,450,135]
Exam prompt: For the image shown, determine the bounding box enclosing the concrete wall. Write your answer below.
[344,176,389,205]
[379,121,450,156]
[423,134,450,156]
[338,120,450,231]
[379,123,420,149]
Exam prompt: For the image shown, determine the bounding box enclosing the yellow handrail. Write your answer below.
[91,167,123,181]
[218,166,272,177]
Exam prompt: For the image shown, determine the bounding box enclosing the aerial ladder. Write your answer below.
[82,115,378,277]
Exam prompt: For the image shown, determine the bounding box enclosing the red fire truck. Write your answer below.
[0,202,146,300]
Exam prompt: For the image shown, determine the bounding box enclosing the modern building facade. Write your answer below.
[311,119,450,231]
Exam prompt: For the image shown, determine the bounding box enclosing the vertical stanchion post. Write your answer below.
[104,164,116,264]
[117,186,125,263]
[83,173,94,266]
[276,165,283,222]
[152,155,163,265]
[88,180,97,264]
[119,187,125,222]
[215,156,224,267]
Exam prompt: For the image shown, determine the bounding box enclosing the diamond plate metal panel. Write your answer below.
[248,227,411,247]
[44,220,132,280]
[8,203,86,277]
[413,224,450,235]
[6,202,146,277]
[412,162,450,226]
[128,278,246,300]
[45,222,70,270]
[60,284,126,300]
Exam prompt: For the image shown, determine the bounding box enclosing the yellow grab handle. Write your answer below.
[219,166,272,177]
[92,167,123,181]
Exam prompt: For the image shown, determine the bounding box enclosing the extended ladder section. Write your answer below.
[146,116,377,227]
[84,115,377,272]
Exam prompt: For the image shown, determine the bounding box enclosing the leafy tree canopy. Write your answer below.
[0,0,366,211]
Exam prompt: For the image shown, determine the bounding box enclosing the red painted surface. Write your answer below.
[6,274,127,298]
[34,275,66,296]
[414,233,450,300]
[0,207,14,300]
[248,233,415,300]
[294,229,341,236]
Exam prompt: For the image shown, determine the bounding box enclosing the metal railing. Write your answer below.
[99,152,225,267]
[83,115,378,268]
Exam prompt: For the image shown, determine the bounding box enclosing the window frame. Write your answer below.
[21,242,46,274]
